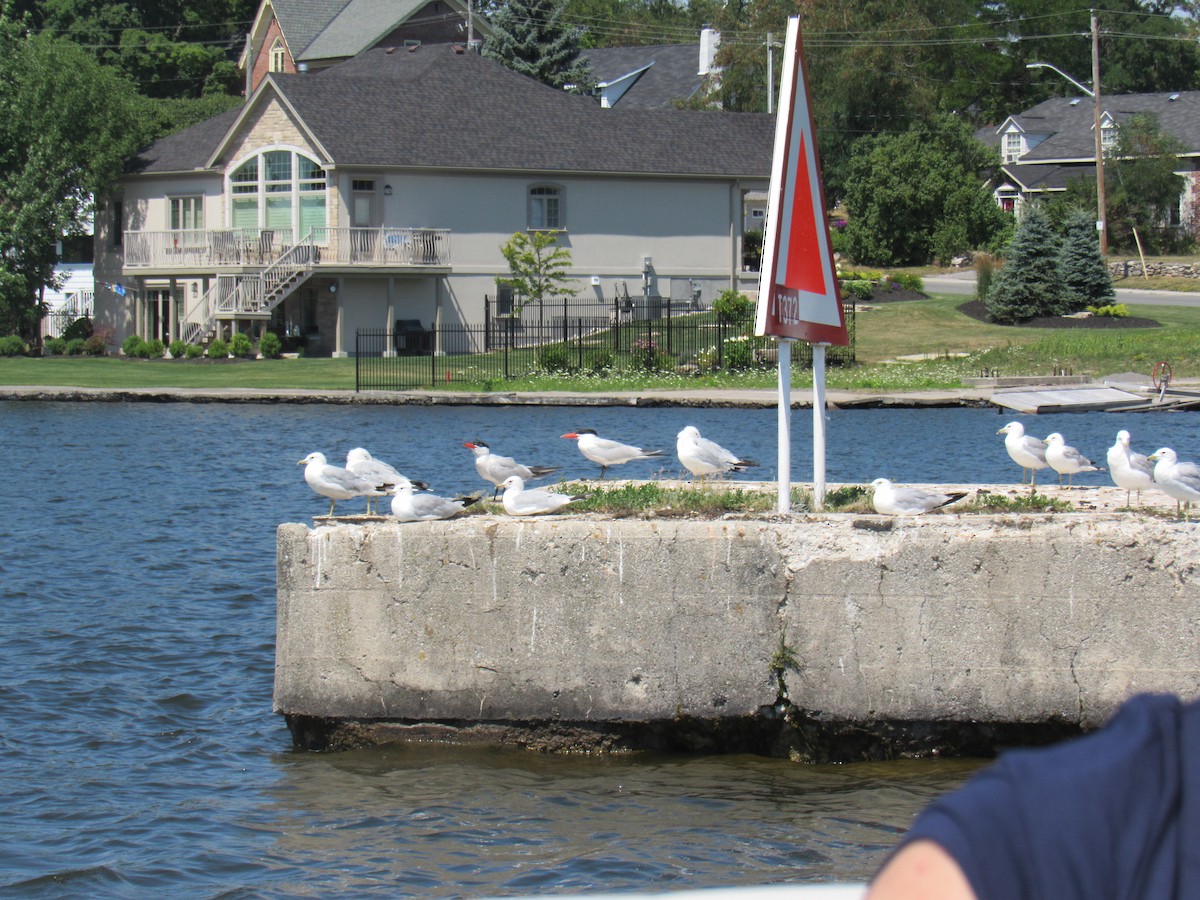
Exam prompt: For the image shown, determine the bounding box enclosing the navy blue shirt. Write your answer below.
[897,694,1200,899]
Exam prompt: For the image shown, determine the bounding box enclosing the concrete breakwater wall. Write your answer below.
[275,514,1200,759]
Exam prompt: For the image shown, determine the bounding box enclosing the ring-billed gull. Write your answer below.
[298,451,385,517]
[500,475,584,516]
[1148,447,1200,520]
[676,425,758,482]
[389,482,482,522]
[870,478,968,516]
[561,429,665,478]
[997,421,1048,486]
[1044,432,1100,488]
[1107,430,1155,506]
[346,447,425,514]
[463,440,561,499]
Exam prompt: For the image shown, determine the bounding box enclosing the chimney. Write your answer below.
[699,27,721,75]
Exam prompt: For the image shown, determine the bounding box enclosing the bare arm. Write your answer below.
[867,840,977,900]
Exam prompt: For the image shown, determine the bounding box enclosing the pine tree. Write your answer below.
[1057,209,1114,314]
[985,206,1063,324]
[482,0,594,91]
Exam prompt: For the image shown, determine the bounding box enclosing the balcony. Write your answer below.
[122,226,451,271]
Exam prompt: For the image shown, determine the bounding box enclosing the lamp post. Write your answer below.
[1025,13,1107,254]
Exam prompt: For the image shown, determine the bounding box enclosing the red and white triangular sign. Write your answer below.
[754,17,848,345]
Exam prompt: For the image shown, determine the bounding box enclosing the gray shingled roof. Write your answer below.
[299,0,425,62]
[1001,163,1095,193]
[132,46,774,178]
[580,44,706,109]
[271,0,350,60]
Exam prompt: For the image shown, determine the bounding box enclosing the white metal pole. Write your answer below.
[776,338,792,513]
[812,342,828,510]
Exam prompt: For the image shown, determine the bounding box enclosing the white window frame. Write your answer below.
[227,147,328,242]
[169,195,205,232]
[1003,131,1022,163]
[270,39,286,73]
[527,184,563,230]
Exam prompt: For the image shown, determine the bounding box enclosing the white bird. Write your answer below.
[675,425,758,482]
[345,447,425,514]
[463,440,561,500]
[1148,447,1200,520]
[1043,432,1100,488]
[561,429,665,478]
[1107,430,1155,506]
[298,451,386,517]
[870,478,968,516]
[389,482,482,522]
[997,421,1049,487]
[500,475,584,516]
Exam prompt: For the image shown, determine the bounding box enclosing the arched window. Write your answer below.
[228,149,327,242]
[270,39,286,73]
[528,184,562,230]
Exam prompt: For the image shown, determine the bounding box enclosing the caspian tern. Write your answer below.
[1043,433,1100,488]
[463,440,561,499]
[675,425,758,481]
[388,482,482,522]
[561,429,665,478]
[298,451,386,517]
[1148,447,1200,519]
[1107,430,1155,506]
[345,447,427,514]
[870,478,967,516]
[500,475,584,516]
[997,421,1048,486]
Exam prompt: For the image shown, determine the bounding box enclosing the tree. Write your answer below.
[0,7,144,338]
[986,206,1063,324]
[1058,209,1114,313]
[483,0,594,90]
[1107,113,1190,255]
[840,116,1010,266]
[498,231,576,310]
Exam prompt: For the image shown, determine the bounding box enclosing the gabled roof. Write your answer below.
[270,0,350,61]
[1000,162,1096,193]
[299,0,428,61]
[580,44,708,109]
[132,46,773,179]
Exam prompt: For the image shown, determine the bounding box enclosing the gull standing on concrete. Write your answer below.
[676,425,758,482]
[298,451,386,518]
[346,447,425,514]
[1148,447,1200,520]
[870,478,968,516]
[389,482,482,522]
[561,429,665,479]
[1107,430,1155,506]
[463,440,561,500]
[1044,432,1100,488]
[500,475,584,516]
[997,421,1049,487]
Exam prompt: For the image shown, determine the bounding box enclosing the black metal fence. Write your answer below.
[355,296,856,391]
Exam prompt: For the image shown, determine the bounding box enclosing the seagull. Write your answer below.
[1043,432,1100,488]
[997,421,1049,487]
[388,482,482,522]
[463,440,561,500]
[676,425,758,482]
[298,451,386,518]
[500,475,584,516]
[561,429,665,478]
[870,478,968,516]
[1148,447,1200,520]
[345,447,426,514]
[1107,430,1155,506]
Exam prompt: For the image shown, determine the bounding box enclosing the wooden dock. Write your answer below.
[991,382,1200,414]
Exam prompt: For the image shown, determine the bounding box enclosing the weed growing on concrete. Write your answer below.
[966,491,1073,513]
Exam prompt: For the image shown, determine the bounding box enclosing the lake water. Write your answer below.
[3,400,1197,896]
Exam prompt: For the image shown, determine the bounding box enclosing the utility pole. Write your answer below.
[1092,10,1108,255]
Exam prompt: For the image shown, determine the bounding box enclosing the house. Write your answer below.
[579,28,720,109]
[980,91,1200,223]
[94,44,773,355]
[239,0,489,94]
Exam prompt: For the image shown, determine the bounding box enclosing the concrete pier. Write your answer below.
[275,511,1200,758]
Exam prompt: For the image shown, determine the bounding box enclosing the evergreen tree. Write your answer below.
[1058,209,1114,314]
[986,206,1063,324]
[483,0,594,91]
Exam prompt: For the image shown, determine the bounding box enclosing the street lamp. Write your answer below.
[1024,14,1108,254]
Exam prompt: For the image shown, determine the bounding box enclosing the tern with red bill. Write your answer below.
[463,440,561,499]
[500,475,585,516]
[561,429,664,479]
[675,425,758,482]
[389,482,482,522]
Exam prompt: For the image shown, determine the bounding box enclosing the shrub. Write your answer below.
[82,334,108,356]
[229,332,255,358]
[44,337,67,355]
[711,289,754,325]
[536,342,574,372]
[742,229,763,271]
[258,331,282,359]
[840,279,874,302]
[65,338,85,356]
[722,334,766,369]
[144,338,165,359]
[583,348,614,374]
[207,337,230,358]
[184,343,204,359]
[0,335,25,356]
[1088,303,1130,318]
[975,253,996,303]
[168,339,187,358]
[60,316,93,342]
[889,272,924,293]
[121,334,146,357]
